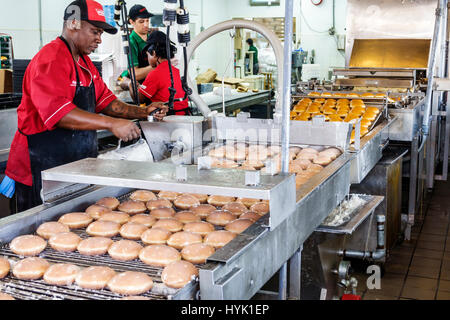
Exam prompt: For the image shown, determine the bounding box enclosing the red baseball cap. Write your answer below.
[64,0,118,34]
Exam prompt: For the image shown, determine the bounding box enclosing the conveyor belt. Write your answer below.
[0,191,217,300]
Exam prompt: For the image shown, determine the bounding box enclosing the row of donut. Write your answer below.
[207,144,341,174]
[0,255,197,298]
[306,92,387,98]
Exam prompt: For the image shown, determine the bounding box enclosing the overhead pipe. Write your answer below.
[422,0,446,136]
[338,215,386,261]
[184,19,285,117]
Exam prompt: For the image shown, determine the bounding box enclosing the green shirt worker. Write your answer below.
[246,38,259,75]
[119,4,154,89]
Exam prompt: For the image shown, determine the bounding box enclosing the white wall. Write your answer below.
[0,0,347,81]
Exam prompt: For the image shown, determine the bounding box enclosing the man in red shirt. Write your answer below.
[129,31,190,115]
[3,0,167,212]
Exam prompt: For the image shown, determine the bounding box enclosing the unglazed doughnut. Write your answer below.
[185,193,208,203]
[108,240,143,261]
[85,204,111,220]
[211,159,239,169]
[119,222,148,240]
[296,152,317,161]
[58,212,93,229]
[117,200,146,215]
[225,148,246,161]
[86,220,120,237]
[173,195,200,210]
[208,146,225,158]
[36,222,70,239]
[313,155,332,166]
[129,190,157,202]
[9,235,47,256]
[107,271,153,296]
[152,218,184,232]
[158,191,180,201]
[206,210,236,226]
[174,211,201,224]
[307,163,324,172]
[181,243,215,264]
[139,245,181,267]
[250,202,270,215]
[75,266,116,290]
[129,214,157,227]
[222,202,249,216]
[191,204,217,219]
[204,230,237,248]
[241,159,265,169]
[146,198,172,210]
[77,237,113,256]
[207,195,236,207]
[48,232,82,252]
[96,197,120,210]
[236,198,260,208]
[182,221,215,236]
[141,228,172,245]
[43,263,80,286]
[12,257,50,280]
[239,211,263,222]
[225,219,254,234]
[161,261,199,289]
[166,231,203,250]
[291,158,311,170]
[150,207,175,219]
[0,257,10,279]
[99,211,130,225]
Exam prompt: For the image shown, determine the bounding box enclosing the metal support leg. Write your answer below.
[427,116,438,189]
[278,262,287,300]
[288,245,303,300]
[407,135,419,239]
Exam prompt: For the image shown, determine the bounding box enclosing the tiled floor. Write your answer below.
[358,178,450,300]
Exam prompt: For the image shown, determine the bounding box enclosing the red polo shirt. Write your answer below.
[138,60,189,115]
[5,37,117,186]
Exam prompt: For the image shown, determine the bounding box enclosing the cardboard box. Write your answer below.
[0,69,12,93]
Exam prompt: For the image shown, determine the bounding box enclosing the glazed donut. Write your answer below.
[146,199,173,211]
[225,219,254,234]
[236,198,260,208]
[77,237,113,256]
[207,195,236,207]
[9,235,47,256]
[58,212,93,229]
[222,202,248,216]
[36,222,70,240]
[173,195,200,210]
[86,220,120,238]
[185,193,208,204]
[117,200,147,215]
[139,245,181,267]
[204,231,237,248]
[158,191,180,201]
[129,190,157,202]
[174,211,201,224]
[96,197,120,210]
[75,266,116,290]
[191,204,217,219]
[206,210,236,226]
[141,228,172,245]
[129,214,157,228]
[43,263,80,286]
[152,219,184,232]
[166,231,203,250]
[119,222,148,240]
[48,232,82,252]
[239,211,263,222]
[107,271,153,296]
[85,204,111,220]
[181,243,215,264]
[108,240,143,261]
[150,207,175,220]
[98,211,130,225]
[250,202,270,215]
[12,257,50,280]
[161,261,199,289]
[182,221,215,236]
[0,257,10,279]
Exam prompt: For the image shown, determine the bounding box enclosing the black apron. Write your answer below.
[16,36,98,211]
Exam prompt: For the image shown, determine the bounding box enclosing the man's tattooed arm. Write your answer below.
[101,99,148,120]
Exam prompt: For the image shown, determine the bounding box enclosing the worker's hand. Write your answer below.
[110,118,141,142]
[119,77,131,91]
[146,102,168,121]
